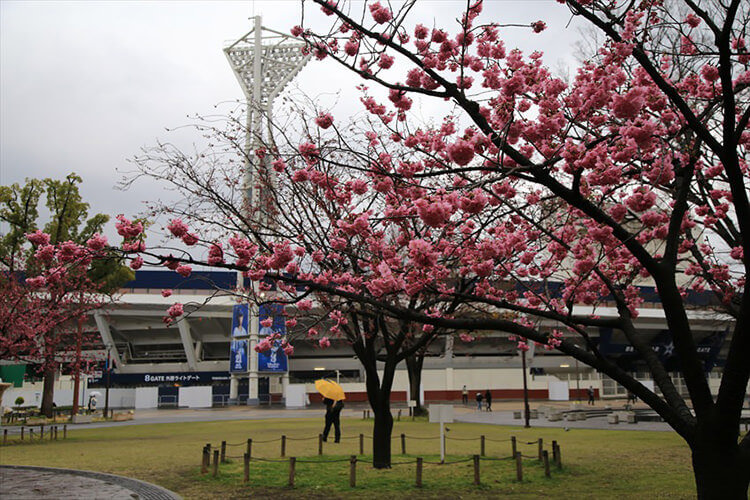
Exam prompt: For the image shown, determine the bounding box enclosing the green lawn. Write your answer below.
[0,418,696,499]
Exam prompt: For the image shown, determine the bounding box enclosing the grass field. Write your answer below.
[0,417,696,499]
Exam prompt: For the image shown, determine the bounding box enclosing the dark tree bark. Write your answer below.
[40,363,56,418]
[405,352,426,416]
[691,422,750,499]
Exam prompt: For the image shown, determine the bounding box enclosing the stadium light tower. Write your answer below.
[224,16,310,405]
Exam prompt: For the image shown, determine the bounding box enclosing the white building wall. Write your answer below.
[178,386,212,408]
[135,387,158,409]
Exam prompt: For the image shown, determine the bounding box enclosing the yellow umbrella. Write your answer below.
[315,379,346,401]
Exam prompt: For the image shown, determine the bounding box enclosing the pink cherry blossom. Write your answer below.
[315,113,334,129]
[27,230,50,246]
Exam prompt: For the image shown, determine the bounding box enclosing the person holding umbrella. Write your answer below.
[315,379,345,443]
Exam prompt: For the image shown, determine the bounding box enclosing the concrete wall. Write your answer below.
[1,388,135,408]
[135,387,158,409]
[178,386,212,408]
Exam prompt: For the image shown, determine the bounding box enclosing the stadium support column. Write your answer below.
[229,376,239,403]
[247,303,259,405]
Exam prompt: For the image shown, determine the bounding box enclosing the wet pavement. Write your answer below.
[0,465,181,500]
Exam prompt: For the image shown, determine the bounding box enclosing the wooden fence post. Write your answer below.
[63,425,66,439]
[288,457,296,487]
[212,450,219,477]
[247,438,252,459]
[21,426,24,441]
[473,455,480,485]
[50,426,53,441]
[54,426,58,440]
[538,438,543,460]
[401,433,406,455]
[543,450,551,477]
[397,409,401,421]
[201,446,208,474]
[243,453,250,483]
[221,441,227,463]
[552,440,558,467]
[555,443,562,469]
[480,435,485,456]
[515,451,523,482]
[349,455,357,487]
[29,428,34,441]
[318,434,323,455]
[40,424,44,440]
[362,410,366,419]
[359,433,364,455]
[416,457,423,488]
[511,436,517,457]
[281,435,286,457]
[3,429,7,445]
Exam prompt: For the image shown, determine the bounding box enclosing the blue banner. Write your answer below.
[231,304,249,338]
[258,304,287,372]
[230,339,248,373]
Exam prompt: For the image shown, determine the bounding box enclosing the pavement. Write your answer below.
[1,399,682,434]
[0,465,181,500]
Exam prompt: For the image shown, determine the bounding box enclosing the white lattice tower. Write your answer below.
[224,16,310,208]
[224,16,310,405]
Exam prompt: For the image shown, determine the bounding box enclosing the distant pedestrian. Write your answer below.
[475,392,483,411]
[462,385,468,405]
[485,390,492,412]
[87,395,97,414]
[322,398,344,443]
[587,386,595,405]
[627,391,637,405]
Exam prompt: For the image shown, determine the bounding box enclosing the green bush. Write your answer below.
[14,396,24,406]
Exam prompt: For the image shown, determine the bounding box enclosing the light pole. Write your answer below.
[224,16,310,405]
[71,295,84,416]
[104,345,111,418]
[521,348,530,428]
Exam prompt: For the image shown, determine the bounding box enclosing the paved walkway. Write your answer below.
[0,465,181,500]
[1,400,690,434]
[454,409,673,431]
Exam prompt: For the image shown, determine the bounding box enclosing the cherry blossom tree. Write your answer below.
[121,0,749,491]
[1,175,130,416]
[289,0,748,494]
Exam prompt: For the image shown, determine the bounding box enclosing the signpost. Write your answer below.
[428,404,454,463]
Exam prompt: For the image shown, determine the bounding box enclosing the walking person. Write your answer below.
[322,397,344,443]
[587,386,595,406]
[87,394,97,414]
[475,392,483,411]
[485,389,492,412]
[462,385,468,405]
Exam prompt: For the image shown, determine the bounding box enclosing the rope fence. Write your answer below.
[199,433,564,488]
[0,425,68,446]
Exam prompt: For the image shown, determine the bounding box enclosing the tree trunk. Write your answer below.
[406,354,427,416]
[691,430,750,499]
[372,403,394,469]
[40,364,56,418]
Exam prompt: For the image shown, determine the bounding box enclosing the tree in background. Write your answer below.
[0,174,132,416]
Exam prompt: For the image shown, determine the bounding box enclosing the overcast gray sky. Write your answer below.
[1,0,582,242]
